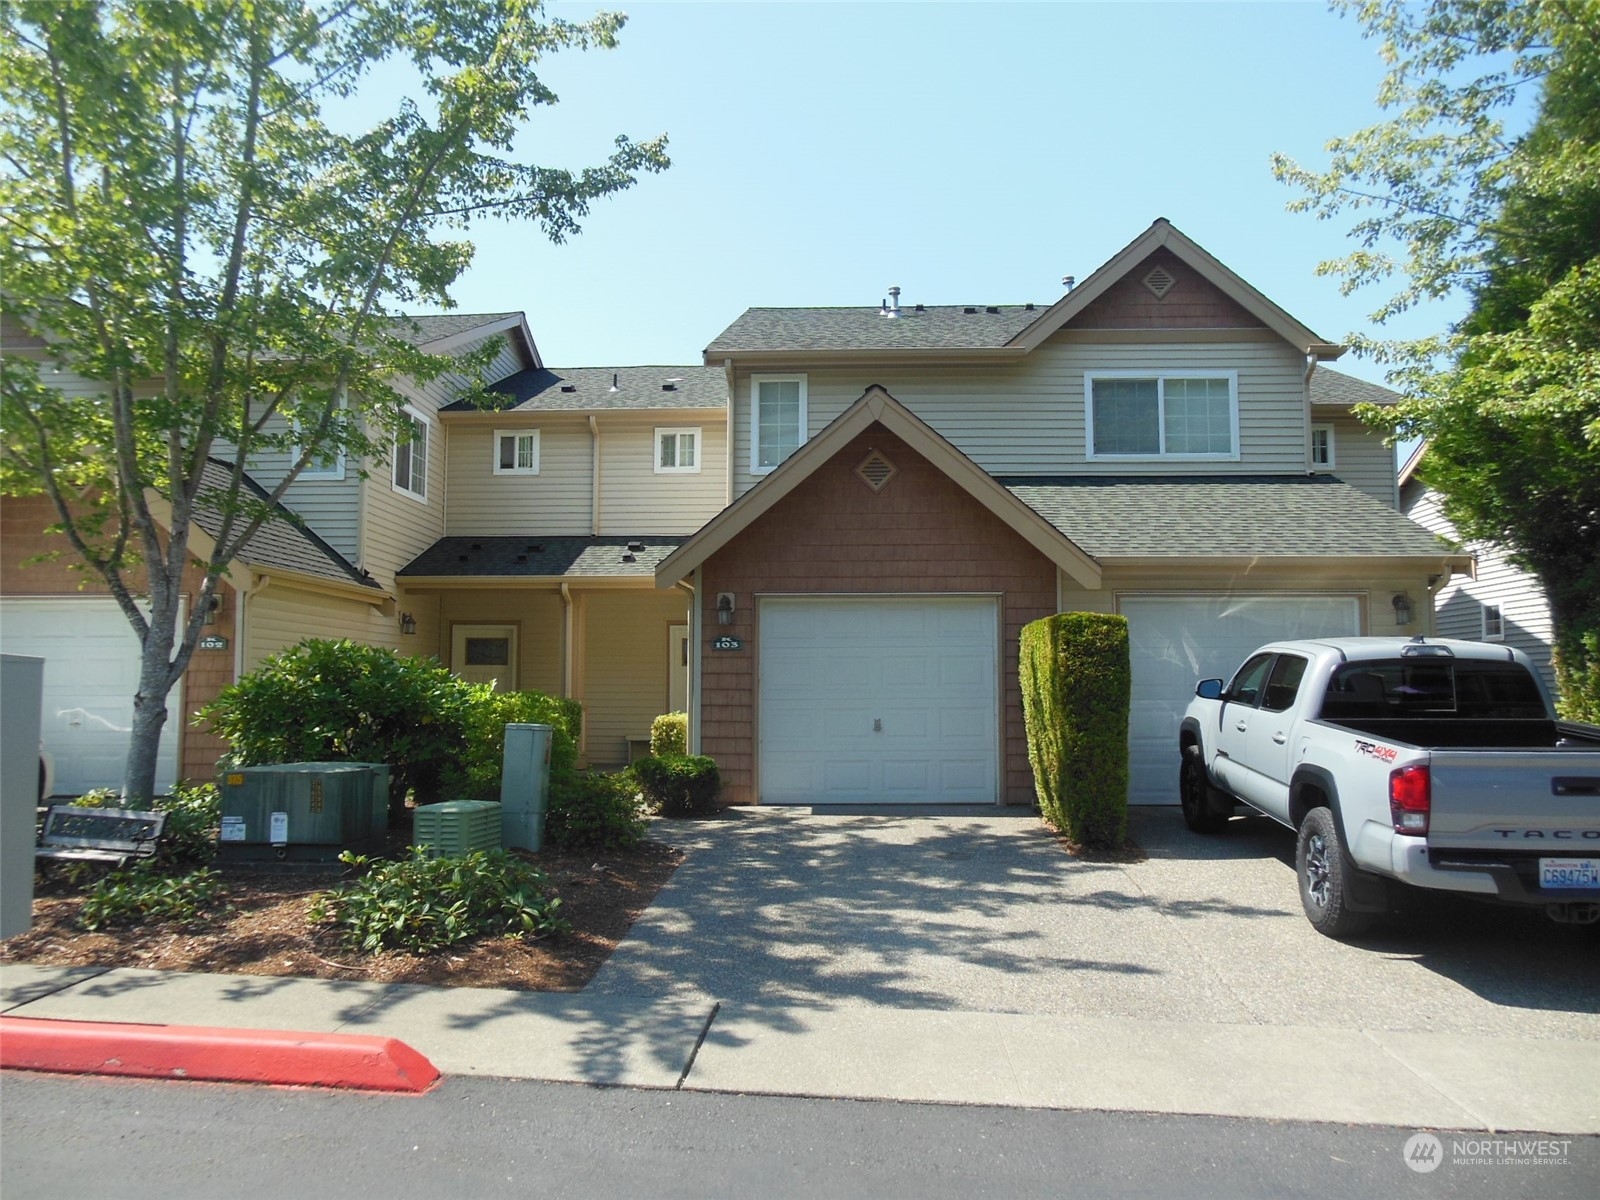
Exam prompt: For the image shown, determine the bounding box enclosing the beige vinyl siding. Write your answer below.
[1319,411,1397,508]
[731,335,1308,496]
[482,339,527,388]
[1403,488,1556,692]
[599,420,728,534]
[244,582,399,670]
[579,588,692,765]
[235,411,361,560]
[435,589,566,694]
[445,420,594,536]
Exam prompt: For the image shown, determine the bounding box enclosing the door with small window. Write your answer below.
[1236,653,1310,821]
[452,625,518,691]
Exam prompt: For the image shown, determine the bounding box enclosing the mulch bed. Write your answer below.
[0,840,683,992]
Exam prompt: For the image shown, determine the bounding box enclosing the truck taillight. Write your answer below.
[1389,766,1431,835]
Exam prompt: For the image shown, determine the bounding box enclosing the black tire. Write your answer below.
[1297,807,1374,938]
[1179,745,1228,834]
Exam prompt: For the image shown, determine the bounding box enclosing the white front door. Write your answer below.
[0,597,182,795]
[758,596,999,805]
[1120,595,1361,805]
[452,625,518,691]
[668,624,689,713]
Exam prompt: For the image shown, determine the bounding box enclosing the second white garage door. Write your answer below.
[1121,594,1361,806]
[759,597,999,805]
[0,597,182,797]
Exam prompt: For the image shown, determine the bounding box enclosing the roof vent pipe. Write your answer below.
[1062,275,1076,292]
[609,372,618,392]
[887,286,901,318]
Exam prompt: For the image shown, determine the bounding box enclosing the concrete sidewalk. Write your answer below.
[5,962,1599,1134]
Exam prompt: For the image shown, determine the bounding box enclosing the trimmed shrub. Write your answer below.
[199,639,477,818]
[78,864,224,931]
[544,769,648,852]
[445,688,582,802]
[1019,612,1131,848]
[633,754,721,817]
[310,848,568,955]
[649,711,688,757]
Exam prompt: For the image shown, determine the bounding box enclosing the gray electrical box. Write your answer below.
[500,724,552,851]
[1,655,43,939]
[218,762,385,864]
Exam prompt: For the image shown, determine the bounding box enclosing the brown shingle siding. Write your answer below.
[699,425,1054,806]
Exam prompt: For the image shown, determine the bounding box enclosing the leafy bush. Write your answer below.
[445,688,582,802]
[632,754,721,817]
[68,783,220,865]
[78,865,224,931]
[1020,612,1131,849]
[199,639,477,818]
[649,712,688,757]
[545,769,648,851]
[310,848,568,955]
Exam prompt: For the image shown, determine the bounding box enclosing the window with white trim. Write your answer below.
[751,375,807,474]
[1085,371,1238,459]
[392,407,428,500]
[1483,603,1505,641]
[655,427,700,474]
[1310,424,1335,469]
[493,428,540,475]
[292,395,347,480]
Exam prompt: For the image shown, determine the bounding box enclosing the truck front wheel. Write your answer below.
[1180,745,1228,834]
[1297,807,1374,939]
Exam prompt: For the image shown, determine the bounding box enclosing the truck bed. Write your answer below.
[1314,717,1577,750]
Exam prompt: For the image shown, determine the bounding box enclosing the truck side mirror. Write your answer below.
[1195,678,1225,701]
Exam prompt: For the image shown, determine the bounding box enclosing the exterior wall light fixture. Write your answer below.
[1391,593,1414,626]
[399,611,417,635]
[716,593,735,626]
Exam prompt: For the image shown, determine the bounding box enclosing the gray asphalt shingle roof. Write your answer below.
[386,312,521,348]
[704,305,1048,354]
[1311,369,1401,407]
[397,536,684,578]
[195,460,381,590]
[447,365,726,413]
[1001,475,1453,558]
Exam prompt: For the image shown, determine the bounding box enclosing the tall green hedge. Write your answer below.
[1019,612,1131,848]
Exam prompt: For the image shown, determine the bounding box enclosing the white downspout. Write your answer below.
[1302,353,1317,475]
[685,570,702,754]
[559,582,575,698]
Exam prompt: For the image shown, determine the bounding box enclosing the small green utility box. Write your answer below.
[412,800,503,859]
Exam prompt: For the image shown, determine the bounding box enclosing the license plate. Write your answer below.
[1540,858,1600,889]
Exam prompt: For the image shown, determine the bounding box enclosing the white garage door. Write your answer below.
[1121,595,1360,806]
[759,597,999,804]
[0,598,181,796]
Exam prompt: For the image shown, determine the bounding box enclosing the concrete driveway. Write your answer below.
[590,806,1600,1041]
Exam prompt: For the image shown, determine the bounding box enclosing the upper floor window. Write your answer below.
[1086,371,1238,460]
[656,427,700,474]
[392,406,428,501]
[494,429,540,475]
[1311,424,1335,469]
[751,374,807,474]
[1483,603,1505,641]
[291,394,346,480]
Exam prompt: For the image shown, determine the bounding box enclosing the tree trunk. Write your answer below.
[123,611,178,806]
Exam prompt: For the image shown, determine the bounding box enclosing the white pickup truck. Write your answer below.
[1179,637,1600,937]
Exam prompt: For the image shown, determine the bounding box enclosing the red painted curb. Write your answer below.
[0,1016,439,1093]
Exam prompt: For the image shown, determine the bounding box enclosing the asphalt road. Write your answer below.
[4,1072,1596,1200]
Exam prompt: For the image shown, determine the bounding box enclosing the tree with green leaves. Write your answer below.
[0,0,669,801]
[1273,0,1600,720]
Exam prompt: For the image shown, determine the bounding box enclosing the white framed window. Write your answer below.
[493,428,540,475]
[1085,371,1239,460]
[1310,424,1335,469]
[292,395,347,480]
[392,406,428,501]
[655,427,700,474]
[751,374,807,474]
[1483,603,1505,641]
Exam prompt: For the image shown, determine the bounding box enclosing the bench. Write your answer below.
[35,805,166,868]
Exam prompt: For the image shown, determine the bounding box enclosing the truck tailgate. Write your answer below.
[1426,750,1600,850]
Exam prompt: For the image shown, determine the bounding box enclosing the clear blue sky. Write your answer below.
[420,1,1474,383]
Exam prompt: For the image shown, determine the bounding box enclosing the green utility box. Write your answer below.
[218,762,386,864]
[412,800,503,859]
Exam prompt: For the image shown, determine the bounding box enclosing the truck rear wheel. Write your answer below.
[1297,807,1374,939]
[1180,745,1228,834]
